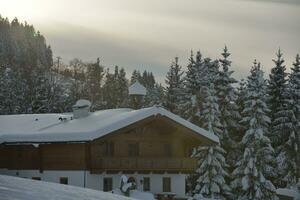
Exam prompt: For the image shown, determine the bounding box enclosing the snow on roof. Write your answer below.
[0,175,133,200]
[72,99,91,108]
[128,81,146,96]
[0,106,219,144]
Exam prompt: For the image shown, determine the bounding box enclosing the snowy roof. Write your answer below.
[0,106,219,144]
[0,175,134,200]
[128,81,147,96]
[72,99,91,108]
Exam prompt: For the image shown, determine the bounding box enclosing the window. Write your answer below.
[164,144,172,156]
[128,143,139,157]
[103,177,113,192]
[105,142,114,156]
[143,177,150,191]
[32,177,41,181]
[163,177,171,192]
[60,177,68,185]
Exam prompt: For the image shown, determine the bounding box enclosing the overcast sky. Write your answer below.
[1,0,299,83]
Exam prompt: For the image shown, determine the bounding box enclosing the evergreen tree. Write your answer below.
[236,79,247,115]
[116,67,129,107]
[268,49,288,147]
[192,79,231,199]
[217,46,241,173]
[0,65,26,114]
[102,66,129,109]
[30,65,51,113]
[276,54,300,188]
[164,57,186,115]
[289,54,300,121]
[130,69,142,84]
[141,70,155,89]
[184,51,206,122]
[0,16,61,114]
[267,49,290,186]
[143,83,165,107]
[102,68,117,109]
[86,58,104,110]
[68,58,88,107]
[232,61,277,200]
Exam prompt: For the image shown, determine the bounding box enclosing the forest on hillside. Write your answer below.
[0,16,299,199]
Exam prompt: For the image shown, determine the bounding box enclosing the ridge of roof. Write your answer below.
[0,106,219,144]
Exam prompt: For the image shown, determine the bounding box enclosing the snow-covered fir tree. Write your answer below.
[143,83,165,107]
[192,65,231,199]
[115,67,129,107]
[86,58,104,110]
[184,51,206,122]
[232,61,278,200]
[268,49,288,147]
[130,70,142,84]
[0,66,26,114]
[67,58,89,111]
[276,54,300,188]
[102,66,128,109]
[165,57,186,115]
[217,46,241,169]
[289,54,300,122]
[236,79,247,115]
[267,49,291,186]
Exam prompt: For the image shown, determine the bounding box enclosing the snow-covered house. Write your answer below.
[0,100,218,199]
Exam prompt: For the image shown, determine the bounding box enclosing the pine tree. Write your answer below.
[102,66,129,109]
[143,83,165,107]
[193,79,231,199]
[130,70,142,84]
[217,46,241,173]
[165,57,186,115]
[0,66,26,114]
[116,67,129,107]
[102,69,116,109]
[184,51,205,122]
[276,54,300,188]
[267,49,290,186]
[289,54,300,121]
[268,49,288,147]
[68,58,88,108]
[232,61,277,200]
[86,58,104,110]
[30,65,51,113]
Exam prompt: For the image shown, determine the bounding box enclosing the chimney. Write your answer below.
[128,81,146,109]
[72,99,91,119]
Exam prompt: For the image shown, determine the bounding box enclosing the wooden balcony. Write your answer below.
[90,157,197,173]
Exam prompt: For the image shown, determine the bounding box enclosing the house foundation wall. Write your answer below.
[0,169,187,198]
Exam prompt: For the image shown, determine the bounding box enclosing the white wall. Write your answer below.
[0,169,187,198]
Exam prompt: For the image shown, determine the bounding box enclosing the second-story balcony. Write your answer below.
[90,157,197,173]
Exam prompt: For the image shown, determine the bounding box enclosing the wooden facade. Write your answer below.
[0,116,212,173]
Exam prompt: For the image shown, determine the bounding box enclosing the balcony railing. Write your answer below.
[90,157,197,173]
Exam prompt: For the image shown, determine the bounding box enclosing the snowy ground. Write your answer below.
[0,175,134,200]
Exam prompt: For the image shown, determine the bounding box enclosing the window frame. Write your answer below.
[143,177,150,191]
[162,177,171,192]
[59,177,68,185]
[103,177,113,192]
